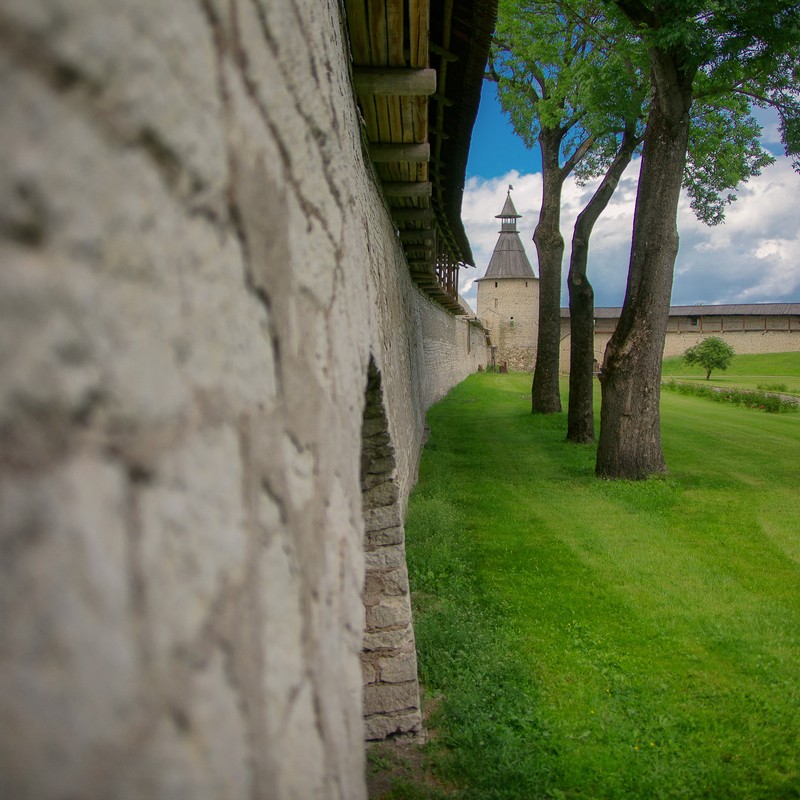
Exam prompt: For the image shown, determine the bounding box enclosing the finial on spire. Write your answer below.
[508,184,514,191]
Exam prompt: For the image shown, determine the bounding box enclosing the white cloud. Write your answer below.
[460,156,800,311]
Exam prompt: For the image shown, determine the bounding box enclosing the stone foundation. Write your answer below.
[361,362,422,741]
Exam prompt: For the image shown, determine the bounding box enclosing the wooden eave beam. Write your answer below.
[354,68,437,96]
[431,92,454,107]
[399,230,435,244]
[383,181,432,197]
[390,208,435,223]
[430,43,459,62]
[369,143,430,163]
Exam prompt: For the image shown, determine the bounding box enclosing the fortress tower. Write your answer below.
[476,187,539,371]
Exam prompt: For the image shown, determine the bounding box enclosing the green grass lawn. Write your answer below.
[662,351,800,395]
[397,371,800,800]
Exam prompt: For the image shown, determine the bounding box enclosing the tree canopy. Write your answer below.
[683,336,735,379]
[491,0,649,417]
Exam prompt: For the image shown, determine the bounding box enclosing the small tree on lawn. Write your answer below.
[684,337,734,380]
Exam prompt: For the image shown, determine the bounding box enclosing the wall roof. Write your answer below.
[344,0,497,309]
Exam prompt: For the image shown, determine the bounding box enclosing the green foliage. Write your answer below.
[663,379,798,413]
[685,95,774,224]
[683,336,735,379]
[616,0,800,176]
[758,381,789,392]
[492,0,647,169]
[404,372,800,799]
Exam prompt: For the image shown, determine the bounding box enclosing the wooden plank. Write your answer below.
[400,96,415,144]
[353,68,436,96]
[387,0,405,65]
[412,95,427,143]
[374,95,392,142]
[369,142,430,162]
[345,0,371,62]
[387,95,403,148]
[409,0,430,67]
[362,0,389,145]
[357,86,379,141]
[368,0,388,64]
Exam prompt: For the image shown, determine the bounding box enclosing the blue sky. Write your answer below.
[459,82,800,312]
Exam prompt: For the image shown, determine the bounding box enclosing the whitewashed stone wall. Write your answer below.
[0,2,488,798]
[417,292,490,404]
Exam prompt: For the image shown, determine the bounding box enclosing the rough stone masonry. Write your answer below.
[0,1,487,798]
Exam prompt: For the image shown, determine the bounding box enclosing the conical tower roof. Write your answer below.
[496,191,521,220]
[478,187,536,281]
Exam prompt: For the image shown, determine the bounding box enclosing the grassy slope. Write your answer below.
[662,351,800,394]
[404,372,800,800]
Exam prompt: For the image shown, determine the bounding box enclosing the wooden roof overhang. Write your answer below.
[344,0,497,315]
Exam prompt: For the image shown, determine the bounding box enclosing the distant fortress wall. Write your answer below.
[558,308,800,371]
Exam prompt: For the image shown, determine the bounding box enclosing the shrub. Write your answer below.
[757,382,788,392]
[663,380,798,413]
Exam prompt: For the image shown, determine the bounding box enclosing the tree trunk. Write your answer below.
[531,128,566,414]
[596,50,694,479]
[567,132,638,444]
[566,259,595,441]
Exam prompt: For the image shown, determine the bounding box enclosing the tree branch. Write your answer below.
[561,133,595,179]
[614,0,655,27]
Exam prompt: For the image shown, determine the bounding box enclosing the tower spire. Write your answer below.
[496,185,522,232]
[478,188,535,280]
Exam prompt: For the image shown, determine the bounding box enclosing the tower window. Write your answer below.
[525,281,528,287]
[495,281,498,288]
